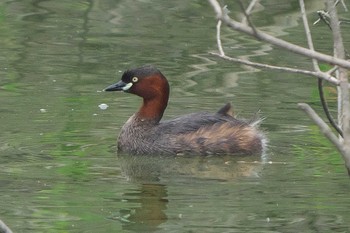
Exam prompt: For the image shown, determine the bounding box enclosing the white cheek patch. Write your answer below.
[122,82,133,91]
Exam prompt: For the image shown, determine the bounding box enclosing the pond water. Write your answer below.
[1,0,350,232]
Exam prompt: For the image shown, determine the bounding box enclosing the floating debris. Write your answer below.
[98,103,109,110]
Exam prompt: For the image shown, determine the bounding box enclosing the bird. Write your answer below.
[104,65,265,156]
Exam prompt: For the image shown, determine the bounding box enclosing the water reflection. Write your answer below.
[115,154,266,231]
[118,184,168,232]
[118,153,266,182]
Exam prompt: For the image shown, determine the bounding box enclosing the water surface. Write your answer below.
[1,0,350,232]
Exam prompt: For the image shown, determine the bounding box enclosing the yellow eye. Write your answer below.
[132,77,138,83]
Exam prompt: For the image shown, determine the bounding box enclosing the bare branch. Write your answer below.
[299,103,350,175]
[241,0,260,25]
[207,0,350,69]
[340,0,348,11]
[211,0,339,86]
[299,0,319,71]
[216,20,225,56]
[326,66,339,75]
[210,0,344,86]
[210,52,340,85]
[314,10,332,30]
[298,103,343,152]
[245,0,259,15]
[335,0,348,11]
[208,0,222,18]
[317,78,344,136]
[0,220,13,233]
[238,0,259,38]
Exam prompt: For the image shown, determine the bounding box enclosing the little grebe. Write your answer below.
[104,65,265,156]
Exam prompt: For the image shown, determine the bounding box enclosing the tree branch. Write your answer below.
[0,220,13,233]
[207,0,350,69]
[209,0,346,86]
[241,0,260,26]
[299,0,319,71]
[216,20,225,56]
[299,103,350,175]
[238,0,258,38]
[317,78,344,136]
[326,0,350,173]
[208,0,222,18]
[298,103,344,151]
[210,52,340,85]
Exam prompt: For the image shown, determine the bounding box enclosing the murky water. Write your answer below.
[1,0,350,232]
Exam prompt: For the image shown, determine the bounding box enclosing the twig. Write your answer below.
[245,0,259,15]
[299,0,319,71]
[326,66,339,75]
[216,20,225,56]
[340,0,348,11]
[317,79,344,136]
[210,52,340,85]
[208,0,222,18]
[207,0,350,69]
[335,0,348,11]
[299,103,350,175]
[298,103,344,152]
[314,10,332,30]
[241,0,260,26]
[238,0,259,38]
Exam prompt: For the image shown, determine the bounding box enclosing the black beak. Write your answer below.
[103,80,127,92]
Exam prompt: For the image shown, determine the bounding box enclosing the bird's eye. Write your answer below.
[132,77,138,83]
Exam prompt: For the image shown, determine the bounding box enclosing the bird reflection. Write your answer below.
[115,153,266,232]
[119,183,168,232]
[118,153,265,182]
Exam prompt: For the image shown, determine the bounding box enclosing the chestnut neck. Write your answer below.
[136,90,169,124]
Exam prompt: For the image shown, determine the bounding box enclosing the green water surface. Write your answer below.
[1,0,350,232]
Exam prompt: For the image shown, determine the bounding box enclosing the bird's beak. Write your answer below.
[104,80,130,92]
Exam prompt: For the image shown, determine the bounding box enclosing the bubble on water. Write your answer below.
[40,108,47,113]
